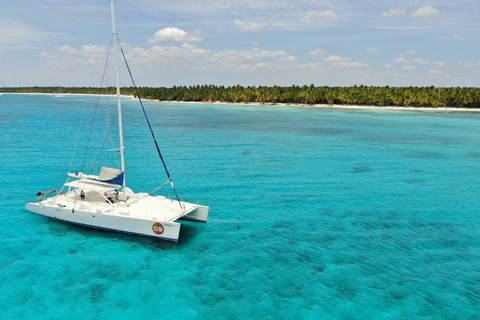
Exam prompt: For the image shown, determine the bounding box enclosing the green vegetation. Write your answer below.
[2,85,480,108]
[0,86,136,96]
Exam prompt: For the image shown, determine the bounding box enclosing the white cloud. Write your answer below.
[56,45,79,55]
[347,62,371,68]
[205,48,297,70]
[431,62,448,68]
[323,55,350,63]
[457,62,480,68]
[37,44,111,81]
[234,20,269,32]
[382,8,407,18]
[309,49,328,57]
[400,51,418,56]
[80,45,108,58]
[0,19,41,45]
[402,66,417,70]
[410,6,445,19]
[300,10,338,24]
[367,48,378,53]
[309,49,370,68]
[127,44,210,67]
[373,26,434,30]
[452,34,463,39]
[39,42,300,76]
[149,27,204,44]
[394,57,431,64]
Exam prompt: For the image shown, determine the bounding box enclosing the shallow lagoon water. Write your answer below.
[1,94,479,319]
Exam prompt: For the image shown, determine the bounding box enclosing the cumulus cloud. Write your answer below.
[300,10,338,24]
[399,51,418,56]
[234,20,269,32]
[381,8,407,17]
[39,41,301,76]
[80,45,108,57]
[431,62,448,68]
[309,49,328,57]
[367,48,378,53]
[373,26,434,30]
[47,45,105,60]
[402,66,417,70]
[149,27,204,44]
[235,19,275,32]
[394,53,447,69]
[309,49,370,68]
[206,48,297,70]
[56,45,79,55]
[127,43,210,67]
[394,57,431,64]
[410,6,445,19]
[323,55,350,63]
[457,62,480,68]
[39,44,111,72]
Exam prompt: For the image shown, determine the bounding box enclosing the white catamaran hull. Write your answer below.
[182,205,209,222]
[26,192,209,241]
[26,202,181,241]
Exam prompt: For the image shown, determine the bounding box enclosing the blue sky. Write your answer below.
[1,0,479,87]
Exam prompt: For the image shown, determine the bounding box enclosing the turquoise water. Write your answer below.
[1,94,480,319]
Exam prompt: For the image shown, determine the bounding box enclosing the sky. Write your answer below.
[0,0,479,87]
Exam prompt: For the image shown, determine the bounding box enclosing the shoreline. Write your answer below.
[3,92,479,112]
[168,99,480,113]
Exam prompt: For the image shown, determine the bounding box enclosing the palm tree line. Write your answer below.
[2,85,480,108]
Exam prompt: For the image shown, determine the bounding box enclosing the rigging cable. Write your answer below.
[80,40,114,174]
[90,109,118,171]
[117,41,185,213]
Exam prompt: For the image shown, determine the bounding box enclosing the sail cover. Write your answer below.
[94,167,124,186]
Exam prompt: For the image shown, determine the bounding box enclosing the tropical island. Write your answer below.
[1,85,480,109]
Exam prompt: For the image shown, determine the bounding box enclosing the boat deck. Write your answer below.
[50,191,196,222]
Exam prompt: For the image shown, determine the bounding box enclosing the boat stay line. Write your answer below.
[148,179,171,195]
[118,40,185,214]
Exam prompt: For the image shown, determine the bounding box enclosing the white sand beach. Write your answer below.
[3,92,478,112]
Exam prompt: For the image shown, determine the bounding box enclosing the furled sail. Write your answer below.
[70,167,124,187]
[95,167,124,185]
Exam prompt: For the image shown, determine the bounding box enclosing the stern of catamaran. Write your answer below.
[182,204,209,222]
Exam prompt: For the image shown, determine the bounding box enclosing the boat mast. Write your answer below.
[110,0,126,188]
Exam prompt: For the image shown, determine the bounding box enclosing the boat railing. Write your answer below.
[35,189,58,203]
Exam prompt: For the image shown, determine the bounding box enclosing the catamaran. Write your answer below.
[25,0,209,241]
[55,86,63,97]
